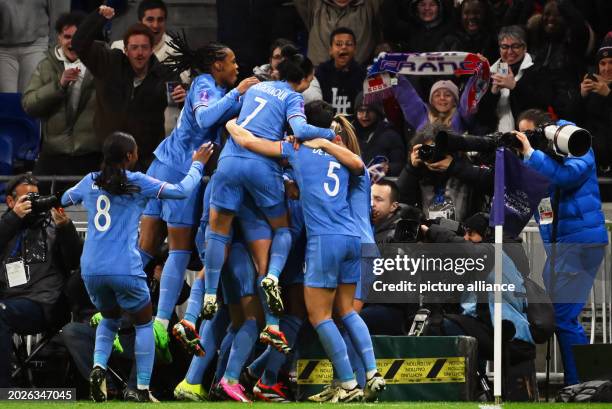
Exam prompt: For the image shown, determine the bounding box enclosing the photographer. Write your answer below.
[515,114,608,386]
[0,173,82,387]
[422,213,535,376]
[396,124,475,222]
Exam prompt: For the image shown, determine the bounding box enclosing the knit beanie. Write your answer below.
[429,80,459,104]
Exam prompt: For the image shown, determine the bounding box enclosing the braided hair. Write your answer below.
[164,30,230,77]
[94,132,141,196]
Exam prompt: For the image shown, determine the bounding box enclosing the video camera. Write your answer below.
[417,124,592,161]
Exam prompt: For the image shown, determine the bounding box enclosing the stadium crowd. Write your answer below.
[0,0,611,403]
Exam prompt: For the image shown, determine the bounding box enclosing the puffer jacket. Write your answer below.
[22,48,98,156]
[294,0,384,66]
[525,148,608,244]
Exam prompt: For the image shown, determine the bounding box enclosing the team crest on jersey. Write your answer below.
[199,90,209,105]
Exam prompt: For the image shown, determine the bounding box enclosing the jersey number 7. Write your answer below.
[240,97,268,127]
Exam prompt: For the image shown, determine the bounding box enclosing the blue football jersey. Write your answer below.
[349,171,376,245]
[155,74,241,174]
[281,142,358,237]
[220,81,305,163]
[64,172,165,277]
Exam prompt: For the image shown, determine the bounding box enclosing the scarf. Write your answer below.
[363,52,490,114]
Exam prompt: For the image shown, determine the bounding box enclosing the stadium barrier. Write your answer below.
[295,335,478,401]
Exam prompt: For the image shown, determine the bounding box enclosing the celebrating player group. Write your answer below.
[62,38,385,403]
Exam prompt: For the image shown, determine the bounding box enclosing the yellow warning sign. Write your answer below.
[297,357,465,385]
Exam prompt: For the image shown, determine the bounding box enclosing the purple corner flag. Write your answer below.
[490,148,549,236]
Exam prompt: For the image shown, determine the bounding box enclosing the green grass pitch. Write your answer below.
[2,402,610,408]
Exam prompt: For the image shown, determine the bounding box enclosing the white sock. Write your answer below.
[341,379,358,390]
[204,293,217,304]
[366,369,378,380]
[265,274,279,284]
[155,317,169,330]
[137,385,149,391]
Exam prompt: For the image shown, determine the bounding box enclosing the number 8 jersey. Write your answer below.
[281,142,359,238]
[62,171,192,277]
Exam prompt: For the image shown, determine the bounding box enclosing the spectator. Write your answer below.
[476,25,554,133]
[396,124,474,222]
[438,0,499,63]
[488,0,537,31]
[392,75,478,133]
[110,0,187,136]
[253,39,322,104]
[516,112,607,386]
[294,0,384,67]
[579,37,612,173]
[0,0,70,93]
[0,173,81,387]
[72,5,173,171]
[353,93,405,176]
[381,0,455,53]
[22,12,100,189]
[316,27,367,115]
[526,0,591,84]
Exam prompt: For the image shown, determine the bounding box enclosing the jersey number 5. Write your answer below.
[240,96,267,127]
[324,162,341,197]
[94,195,111,232]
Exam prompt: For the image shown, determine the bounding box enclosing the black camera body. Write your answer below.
[25,192,59,215]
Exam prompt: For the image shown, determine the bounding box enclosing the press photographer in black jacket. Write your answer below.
[0,173,82,386]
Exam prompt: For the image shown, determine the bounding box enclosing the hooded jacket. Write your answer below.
[22,47,98,156]
[294,0,384,66]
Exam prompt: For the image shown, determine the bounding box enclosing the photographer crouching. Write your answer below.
[0,173,82,387]
[514,112,608,386]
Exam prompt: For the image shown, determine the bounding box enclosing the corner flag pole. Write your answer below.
[491,148,505,404]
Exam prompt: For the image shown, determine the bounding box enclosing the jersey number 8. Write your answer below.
[94,194,111,232]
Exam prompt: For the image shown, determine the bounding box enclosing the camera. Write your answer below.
[25,192,59,215]
[434,124,591,158]
[417,143,447,163]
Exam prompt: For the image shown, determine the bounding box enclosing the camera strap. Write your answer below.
[9,231,25,258]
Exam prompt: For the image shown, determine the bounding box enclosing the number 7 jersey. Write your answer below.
[281,142,358,238]
[63,172,166,277]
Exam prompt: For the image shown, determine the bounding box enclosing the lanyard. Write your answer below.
[9,232,25,258]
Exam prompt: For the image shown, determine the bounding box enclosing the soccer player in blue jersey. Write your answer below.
[204,46,335,351]
[61,132,213,402]
[137,36,259,353]
[226,108,384,402]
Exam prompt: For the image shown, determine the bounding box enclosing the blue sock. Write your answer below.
[342,311,377,373]
[156,250,191,320]
[93,318,121,370]
[138,247,153,269]
[261,314,302,386]
[224,319,259,382]
[184,276,205,324]
[134,320,155,389]
[204,232,230,295]
[341,327,366,388]
[185,306,230,385]
[215,326,237,382]
[268,227,292,279]
[249,346,272,379]
[314,319,354,382]
[257,276,279,327]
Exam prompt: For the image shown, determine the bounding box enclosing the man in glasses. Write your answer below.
[72,5,175,171]
[316,27,366,115]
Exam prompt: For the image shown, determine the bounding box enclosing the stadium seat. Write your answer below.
[0,93,40,163]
